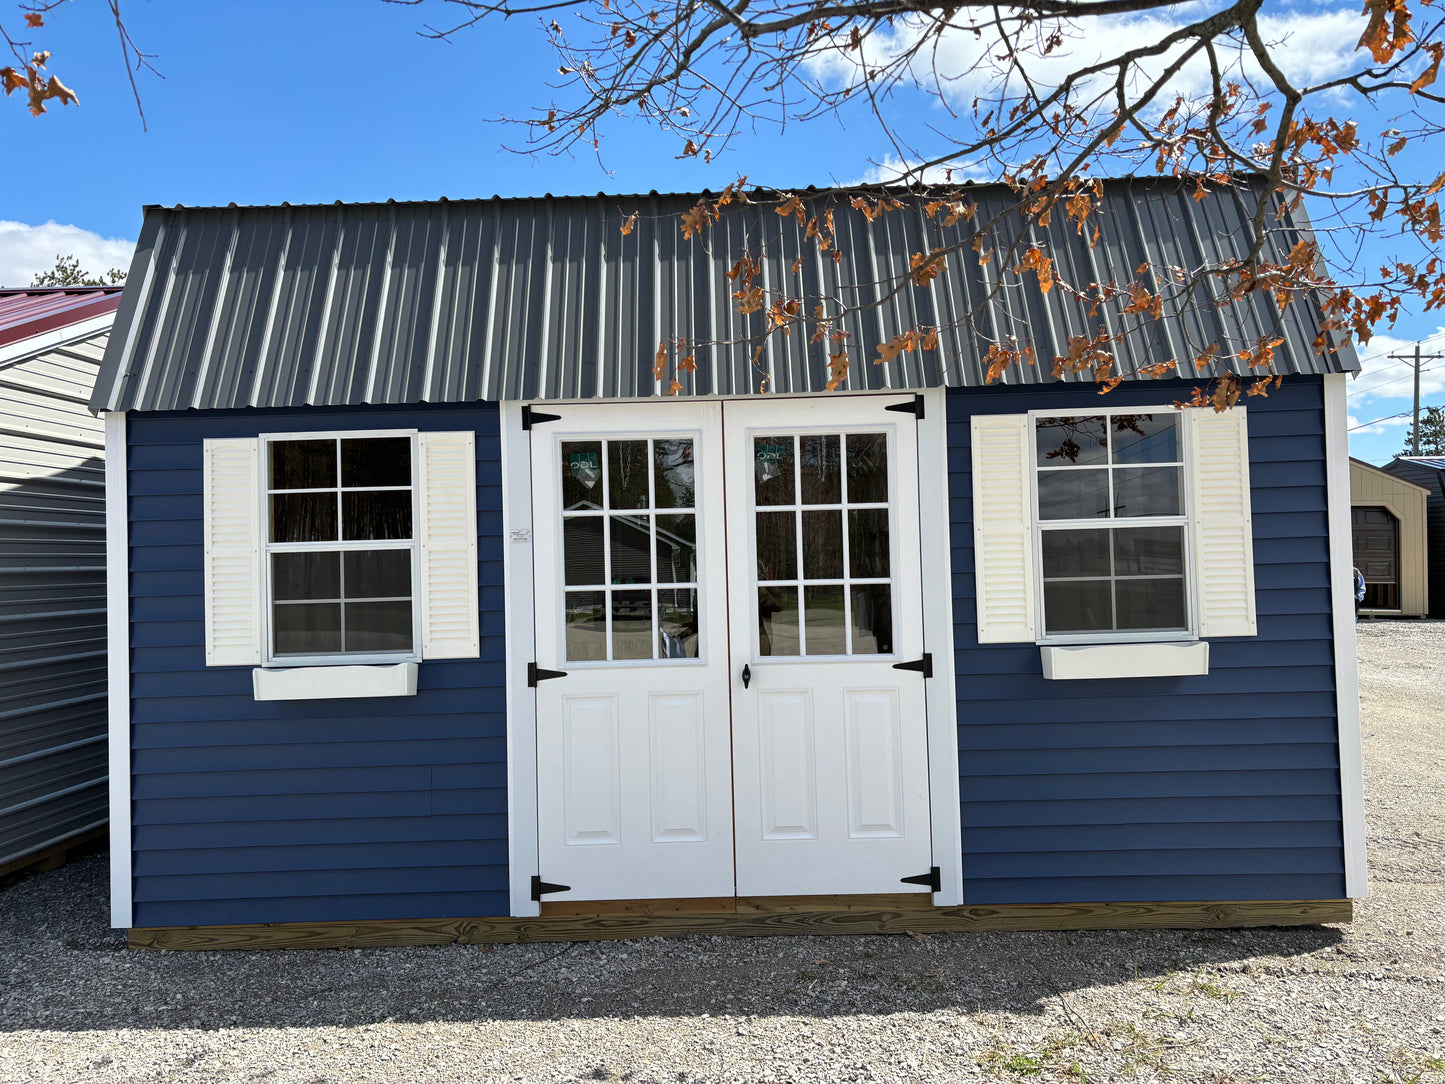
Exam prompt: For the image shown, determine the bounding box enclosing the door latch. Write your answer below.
[741,664,751,689]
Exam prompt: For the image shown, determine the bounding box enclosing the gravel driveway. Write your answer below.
[2,620,1442,1083]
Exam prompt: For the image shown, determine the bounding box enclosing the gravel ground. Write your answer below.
[2,620,1442,1083]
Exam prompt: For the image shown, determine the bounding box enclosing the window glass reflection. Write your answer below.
[850,584,893,654]
[845,433,888,502]
[799,435,841,504]
[658,589,700,658]
[754,436,795,505]
[608,440,650,509]
[1035,416,1108,466]
[561,442,603,510]
[654,440,696,508]
[758,586,799,656]
[803,585,846,655]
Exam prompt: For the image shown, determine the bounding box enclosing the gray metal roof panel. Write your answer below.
[93,177,1358,413]
[1394,456,1445,469]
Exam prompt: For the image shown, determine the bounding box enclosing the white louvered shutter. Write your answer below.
[971,414,1037,643]
[1188,408,1257,638]
[418,431,480,659]
[203,437,263,666]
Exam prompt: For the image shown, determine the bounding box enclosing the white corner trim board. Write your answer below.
[500,401,542,918]
[104,411,132,930]
[918,387,964,906]
[1324,373,1370,899]
[252,662,418,701]
[1040,641,1209,680]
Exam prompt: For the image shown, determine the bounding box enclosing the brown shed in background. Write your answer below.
[1350,458,1429,617]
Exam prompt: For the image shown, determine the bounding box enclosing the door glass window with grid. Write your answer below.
[266,436,416,659]
[560,438,699,662]
[1035,413,1188,636]
[754,432,894,656]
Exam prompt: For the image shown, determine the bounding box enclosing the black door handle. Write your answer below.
[741,664,751,689]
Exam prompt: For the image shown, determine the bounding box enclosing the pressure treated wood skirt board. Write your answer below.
[128,899,1352,951]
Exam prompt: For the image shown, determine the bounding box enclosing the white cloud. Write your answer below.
[0,221,136,289]
[842,154,991,186]
[806,4,1367,120]
[1346,327,1445,418]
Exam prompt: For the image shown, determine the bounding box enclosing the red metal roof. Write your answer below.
[0,287,124,351]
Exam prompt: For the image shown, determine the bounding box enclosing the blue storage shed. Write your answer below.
[91,178,1367,948]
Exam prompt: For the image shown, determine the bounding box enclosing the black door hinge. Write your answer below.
[901,866,941,892]
[531,875,572,901]
[884,394,925,420]
[528,662,568,687]
[892,653,933,679]
[522,405,562,430]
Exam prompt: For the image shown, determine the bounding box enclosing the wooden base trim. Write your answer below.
[540,893,934,918]
[0,825,108,883]
[128,898,1352,951]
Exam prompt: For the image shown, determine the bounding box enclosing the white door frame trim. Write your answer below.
[104,411,133,928]
[917,387,963,905]
[1323,374,1369,898]
[501,402,542,917]
[500,390,963,914]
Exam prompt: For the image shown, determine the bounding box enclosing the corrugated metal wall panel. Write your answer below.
[948,376,1346,904]
[126,403,508,927]
[93,179,1358,413]
[0,331,109,869]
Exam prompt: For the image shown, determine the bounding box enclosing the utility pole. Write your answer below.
[1388,344,1445,455]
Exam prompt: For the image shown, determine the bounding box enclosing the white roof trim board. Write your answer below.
[91,177,1359,413]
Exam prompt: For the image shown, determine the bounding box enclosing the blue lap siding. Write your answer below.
[948,377,1346,904]
[124,380,1345,927]
[126,403,507,927]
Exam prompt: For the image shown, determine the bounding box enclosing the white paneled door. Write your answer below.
[722,397,932,897]
[530,396,932,903]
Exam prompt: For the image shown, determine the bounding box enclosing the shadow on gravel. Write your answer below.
[0,854,1345,1035]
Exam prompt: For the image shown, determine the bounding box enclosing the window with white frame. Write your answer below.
[1033,411,1189,638]
[265,434,418,660]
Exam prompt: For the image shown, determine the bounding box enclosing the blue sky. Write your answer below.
[1,0,1438,462]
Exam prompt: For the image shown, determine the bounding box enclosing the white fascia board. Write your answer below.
[918,386,964,906]
[501,401,541,917]
[251,662,418,700]
[1324,373,1369,899]
[104,411,132,929]
[0,314,114,368]
[1041,641,1208,680]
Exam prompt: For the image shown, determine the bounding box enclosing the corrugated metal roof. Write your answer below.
[91,178,1358,412]
[1394,456,1445,470]
[0,288,123,352]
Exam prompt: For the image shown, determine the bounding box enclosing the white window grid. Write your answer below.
[1029,408,1197,644]
[752,430,895,659]
[260,429,422,666]
[559,435,702,665]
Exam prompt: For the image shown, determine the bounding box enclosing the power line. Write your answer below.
[1349,328,1445,398]
[1348,364,1437,399]
[1349,409,1413,432]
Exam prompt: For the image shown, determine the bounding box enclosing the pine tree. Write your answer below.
[31,255,126,288]
[1398,406,1445,457]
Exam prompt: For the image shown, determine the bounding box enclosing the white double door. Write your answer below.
[530,396,932,902]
